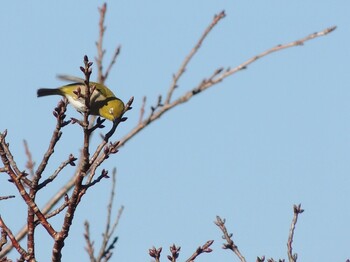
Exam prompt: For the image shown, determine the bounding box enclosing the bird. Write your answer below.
[37,82,125,121]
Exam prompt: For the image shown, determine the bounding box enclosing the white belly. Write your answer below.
[65,95,86,112]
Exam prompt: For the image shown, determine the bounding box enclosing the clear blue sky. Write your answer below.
[0,1,349,261]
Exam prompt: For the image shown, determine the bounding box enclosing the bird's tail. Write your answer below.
[37,88,62,97]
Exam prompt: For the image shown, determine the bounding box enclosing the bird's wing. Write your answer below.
[57,74,85,83]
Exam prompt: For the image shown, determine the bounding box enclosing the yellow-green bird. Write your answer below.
[37,82,125,121]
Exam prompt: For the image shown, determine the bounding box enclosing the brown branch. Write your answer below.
[0,196,15,201]
[96,169,122,261]
[103,46,121,82]
[185,240,214,262]
[83,169,123,262]
[86,140,119,185]
[84,221,96,262]
[0,229,7,251]
[117,25,336,150]
[98,205,123,261]
[84,169,109,189]
[106,205,123,248]
[34,99,69,187]
[96,3,107,83]
[37,154,77,190]
[52,55,93,262]
[165,11,226,104]
[0,131,31,187]
[196,26,337,92]
[44,195,70,221]
[95,3,121,83]
[0,132,57,240]
[0,216,29,260]
[24,103,67,260]
[0,176,76,256]
[215,216,246,262]
[28,195,69,228]
[287,204,304,262]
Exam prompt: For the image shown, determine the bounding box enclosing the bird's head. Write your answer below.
[97,97,125,121]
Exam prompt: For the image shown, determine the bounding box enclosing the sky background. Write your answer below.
[0,1,349,261]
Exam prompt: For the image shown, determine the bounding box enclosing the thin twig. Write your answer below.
[84,221,96,262]
[23,140,35,178]
[44,195,70,221]
[0,196,15,201]
[165,11,226,104]
[107,205,123,246]
[103,46,121,82]
[117,25,336,150]
[215,216,246,262]
[196,26,337,91]
[37,154,77,190]
[84,169,109,189]
[95,3,121,83]
[97,168,117,260]
[96,3,107,83]
[186,240,214,262]
[34,99,69,187]
[287,204,304,262]
[0,131,31,187]
[101,206,123,261]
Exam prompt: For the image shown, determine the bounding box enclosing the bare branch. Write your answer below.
[118,26,336,150]
[97,168,122,261]
[0,133,57,239]
[0,131,31,187]
[95,3,121,83]
[84,221,96,262]
[0,216,29,260]
[84,169,109,189]
[215,216,246,262]
[37,154,77,190]
[165,11,226,104]
[186,240,214,262]
[95,2,107,83]
[0,229,7,251]
[287,204,304,262]
[103,46,121,82]
[43,195,70,222]
[0,196,15,201]
[197,26,337,91]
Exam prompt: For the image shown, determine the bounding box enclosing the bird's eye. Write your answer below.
[109,108,114,115]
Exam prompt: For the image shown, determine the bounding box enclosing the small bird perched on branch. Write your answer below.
[37,82,125,121]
